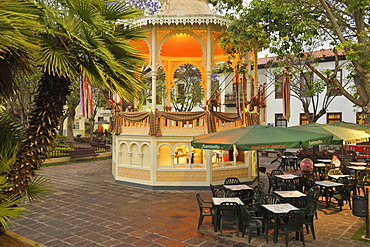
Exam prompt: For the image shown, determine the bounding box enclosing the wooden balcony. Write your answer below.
[111,110,258,136]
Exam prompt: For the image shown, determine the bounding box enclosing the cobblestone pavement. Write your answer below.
[9,156,368,246]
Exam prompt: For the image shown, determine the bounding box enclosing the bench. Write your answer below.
[68,149,99,161]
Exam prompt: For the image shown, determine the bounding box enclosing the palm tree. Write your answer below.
[0,110,28,229]
[0,0,40,97]
[6,0,145,196]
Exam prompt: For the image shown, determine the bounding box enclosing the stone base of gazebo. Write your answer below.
[111,133,257,190]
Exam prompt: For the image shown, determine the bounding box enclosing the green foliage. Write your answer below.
[34,0,146,101]
[0,110,27,229]
[171,64,204,112]
[25,175,53,203]
[211,0,370,113]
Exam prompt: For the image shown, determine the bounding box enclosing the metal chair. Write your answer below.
[195,193,214,229]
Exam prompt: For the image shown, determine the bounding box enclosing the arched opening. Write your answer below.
[174,144,189,165]
[158,144,172,166]
[171,64,203,112]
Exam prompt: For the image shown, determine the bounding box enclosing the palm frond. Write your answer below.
[0,110,23,173]
[0,194,27,230]
[25,175,53,202]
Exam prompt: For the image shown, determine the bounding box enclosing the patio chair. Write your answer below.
[355,172,368,195]
[332,184,355,211]
[307,187,321,219]
[267,173,279,193]
[210,184,221,197]
[240,190,255,206]
[261,193,281,241]
[195,193,214,229]
[293,196,310,209]
[271,169,284,176]
[224,177,240,185]
[327,169,343,180]
[219,202,240,236]
[279,210,306,247]
[240,206,264,243]
[303,200,318,239]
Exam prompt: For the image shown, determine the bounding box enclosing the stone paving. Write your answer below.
[9,156,369,246]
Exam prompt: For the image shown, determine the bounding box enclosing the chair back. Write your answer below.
[253,187,265,203]
[219,202,240,222]
[293,196,310,209]
[282,210,305,232]
[283,151,296,157]
[224,177,240,185]
[196,193,204,207]
[328,169,343,175]
[304,200,318,218]
[210,184,221,197]
[240,190,254,205]
[337,177,350,185]
[240,206,258,227]
[307,187,320,201]
[271,169,284,176]
[214,188,234,197]
[261,193,280,204]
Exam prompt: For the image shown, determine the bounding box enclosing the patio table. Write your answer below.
[349,162,367,166]
[212,197,244,232]
[328,174,350,180]
[223,184,252,191]
[348,166,367,179]
[274,174,299,180]
[314,163,327,176]
[317,159,332,164]
[274,190,306,199]
[262,203,298,243]
[278,156,298,171]
[315,181,344,208]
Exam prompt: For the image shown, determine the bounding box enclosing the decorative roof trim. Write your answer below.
[132,14,229,27]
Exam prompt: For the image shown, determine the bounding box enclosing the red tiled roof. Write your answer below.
[258,49,345,65]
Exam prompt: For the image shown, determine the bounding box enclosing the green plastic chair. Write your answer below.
[240,206,264,243]
[219,201,240,236]
[279,210,306,247]
[195,193,213,229]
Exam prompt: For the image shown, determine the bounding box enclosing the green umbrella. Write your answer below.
[328,121,370,134]
[191,124,333,151]
[289,123,370,145]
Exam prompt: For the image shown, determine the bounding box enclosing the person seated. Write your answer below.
[331,154,341,169]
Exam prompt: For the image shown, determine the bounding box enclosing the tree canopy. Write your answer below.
[209,0,370,114]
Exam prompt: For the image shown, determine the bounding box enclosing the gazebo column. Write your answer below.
[206,26,212,101]
[246,52,252,112]
[151,26,157,111]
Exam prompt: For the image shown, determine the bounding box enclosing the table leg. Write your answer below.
[214,206,219,232]
[274,215,279,243]
[324,187,330,208]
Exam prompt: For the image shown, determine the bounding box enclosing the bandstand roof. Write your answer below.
[133,0,229,27]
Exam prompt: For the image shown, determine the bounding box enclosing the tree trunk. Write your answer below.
[66,105,76,142]
[58,114,67,136]
[7,73,71,196]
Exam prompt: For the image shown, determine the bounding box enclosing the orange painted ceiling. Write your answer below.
[161,33,202,57]
[131,33,225,58]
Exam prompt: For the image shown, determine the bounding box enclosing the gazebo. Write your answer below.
[110,0,260,189]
